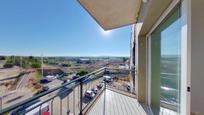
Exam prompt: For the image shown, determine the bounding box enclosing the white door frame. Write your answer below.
[147,35,151,107]
[145,0,190,115]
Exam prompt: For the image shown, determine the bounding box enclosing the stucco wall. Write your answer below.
[137,35,147,104]
[191,0,204,115]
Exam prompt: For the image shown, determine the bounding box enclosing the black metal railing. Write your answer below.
[104,68,136,95]
[0,67,134,115]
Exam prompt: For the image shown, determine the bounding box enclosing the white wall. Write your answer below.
[190,0,204,114]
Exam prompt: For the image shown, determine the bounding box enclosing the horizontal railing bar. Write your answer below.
[21,86,74,114]
[0,67,106,114]
[1,67,131,114]
[160,101,179,112]
[42,78,101,115]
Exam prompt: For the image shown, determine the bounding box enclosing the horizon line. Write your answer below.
[0,54,129,58]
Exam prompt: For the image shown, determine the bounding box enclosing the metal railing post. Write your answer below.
[79,79,83,115]
[104,67,107,75]
[51,99,54,115]
[39,105,42,115]
[131,67,135,94]
[67,95,69,114]
[73,89,75,115]
[0,96,2,113]
[105,79,106,90]
[103,78,106,115]
[60,98,62,115]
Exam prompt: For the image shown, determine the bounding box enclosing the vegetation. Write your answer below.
[3,56,41,69]
[76,70,88,76]
[34,71,43,80]
[3,63,14,68]
[124,74,131,81]
[0,56,6,60]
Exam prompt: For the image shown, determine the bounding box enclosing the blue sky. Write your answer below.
[161,18,181,56]
[0,0,131,57]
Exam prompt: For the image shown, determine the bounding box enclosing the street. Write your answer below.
[1,72,105,115]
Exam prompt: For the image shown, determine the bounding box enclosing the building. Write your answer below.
[1,0,203,115]
[79,0,204,115]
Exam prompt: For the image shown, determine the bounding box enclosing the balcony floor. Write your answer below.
[87,89,147,115]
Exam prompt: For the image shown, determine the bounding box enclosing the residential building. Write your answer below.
[1,0,203,115]
[79,0,204,115]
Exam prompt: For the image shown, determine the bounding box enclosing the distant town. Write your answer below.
[0,55,129,111]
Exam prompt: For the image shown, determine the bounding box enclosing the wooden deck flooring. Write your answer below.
[87,89,147,115]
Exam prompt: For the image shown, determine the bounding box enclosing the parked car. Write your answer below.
[103,75,113,83]
[40,79,50,84]
[55,74,60,78]
[61,79,70,85]
[97,83,103,89]
[91,88,98,94]
[43,86,49,91]
[72,76,78,80]
[85,90,95,99]
[44,75,56,81]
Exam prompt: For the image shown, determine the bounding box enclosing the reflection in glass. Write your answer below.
[150,6,181,114]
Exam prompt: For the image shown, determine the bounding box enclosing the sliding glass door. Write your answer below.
[150,6,181,114]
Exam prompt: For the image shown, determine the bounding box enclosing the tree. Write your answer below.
[0,56,5,60]
[4,57,15,68]
[3,56,41,69]
[76,70,88,76]
[31,62,41,68]
[29,56,34,60]
[30,58,41,68]
[3,63,14,68]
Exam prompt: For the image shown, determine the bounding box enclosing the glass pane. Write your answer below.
[151,6,181,114]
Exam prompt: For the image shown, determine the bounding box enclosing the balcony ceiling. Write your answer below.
[79,0,141,30]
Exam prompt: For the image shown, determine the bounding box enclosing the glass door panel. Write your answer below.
[150,6,181,114]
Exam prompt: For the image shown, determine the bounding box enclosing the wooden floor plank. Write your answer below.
[87,89,147,115]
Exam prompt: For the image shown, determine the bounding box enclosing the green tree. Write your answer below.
[0,56,5,60]
[3,56,41,69]
[30,58,41,68]
[31,62,41,68]
[76,70,88,76]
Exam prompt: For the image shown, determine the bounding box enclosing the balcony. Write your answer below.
[0,67,148,115]
[86,89,146,115]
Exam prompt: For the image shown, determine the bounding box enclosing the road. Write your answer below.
[36,79,102,115]
[1,75,104,115]
[46,77,104,115]
[16,71,33,89]
[0,78,64,111]
[1,88,33,109]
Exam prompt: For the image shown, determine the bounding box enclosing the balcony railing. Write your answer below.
[0,67,133,115]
